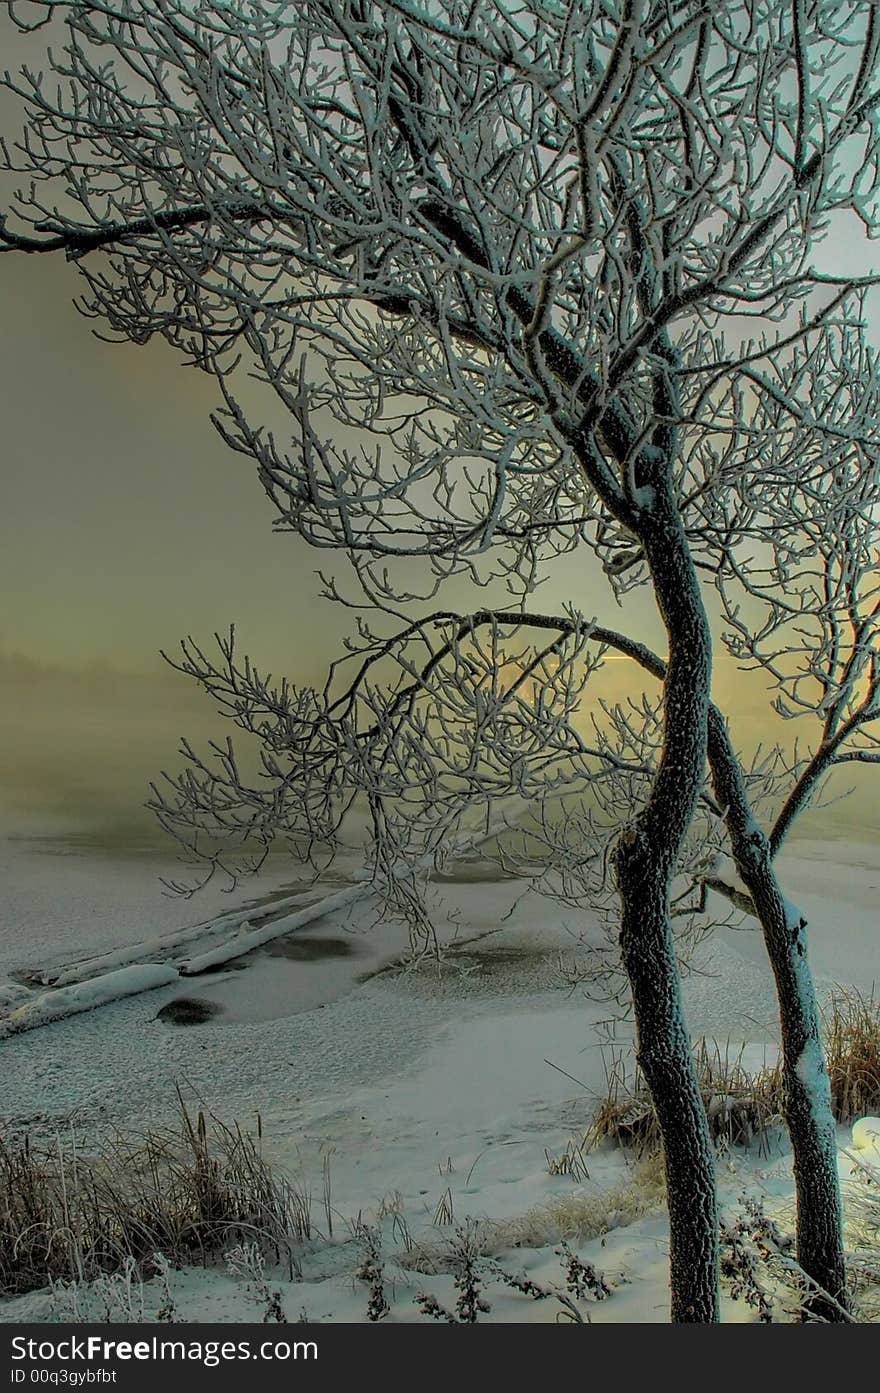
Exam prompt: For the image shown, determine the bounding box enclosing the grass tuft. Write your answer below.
[586,1040,783,1158]
[824,987,880,1123]
[0,1095,311,1296]
[587,992,880,1161]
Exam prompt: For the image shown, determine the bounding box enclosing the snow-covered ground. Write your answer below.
[1,821,878,1323]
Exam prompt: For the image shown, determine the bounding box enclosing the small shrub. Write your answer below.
[225,1241,288,1323]
[355,1223,390,1322]
[413,1223,610,1323]
[415,1223,490,1323]
[556,1240,611,1301]
[720,1197,787,1322]
[720,1194,855,1324]
[414,1290,457,1322]
[844,1154,880,1321]
[450,1222,491,1323]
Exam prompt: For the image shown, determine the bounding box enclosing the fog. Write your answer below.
[2,636,877,868]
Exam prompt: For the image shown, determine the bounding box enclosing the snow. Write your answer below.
[794,1036,826,1095]
[794,1030,838,1153]
[851,1117,880,1155]
[1,824,878,1322]
[706,852,750,900]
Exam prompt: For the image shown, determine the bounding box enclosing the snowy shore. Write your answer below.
[1,826,878,1323]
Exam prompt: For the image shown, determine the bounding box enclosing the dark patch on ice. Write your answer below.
[262,934,357,962]
[236,877,352,916]
[357,934,550,984]
[156,997,223,1025]
[428,858,522,884]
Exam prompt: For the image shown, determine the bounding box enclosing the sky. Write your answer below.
[0,249,350,677]
[0,29,365,835]
[0,240,375,838]
[1,9,879,846]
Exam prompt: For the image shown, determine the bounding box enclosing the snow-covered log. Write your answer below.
[177,885,368,975]
[29,887,326,988]
[0,965,180,1038]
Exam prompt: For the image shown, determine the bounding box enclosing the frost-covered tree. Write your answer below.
[4,0,880,1321]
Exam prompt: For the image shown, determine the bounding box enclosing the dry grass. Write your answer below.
[587,989,880,1161]
[844,1155,880,1322]
[545,1138,591,1183]
[0,1098,312,1297]
[485,1172,663,1253]
[399,1159,663,1274]
[586,1040,784,1158]
[824,987,880,1123]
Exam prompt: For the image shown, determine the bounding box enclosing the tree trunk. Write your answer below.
[614,480,719,1323]
[707,708,847,1319]
[616,840,720,1321]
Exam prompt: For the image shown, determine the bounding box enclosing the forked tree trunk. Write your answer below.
[707,710,848,1319]
[614,481,719,1323]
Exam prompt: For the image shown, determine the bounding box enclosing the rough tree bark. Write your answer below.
[707,708,847,1319]
[585,625,848,1317]
[613,477,718,1323]
[566,621,848,1317]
